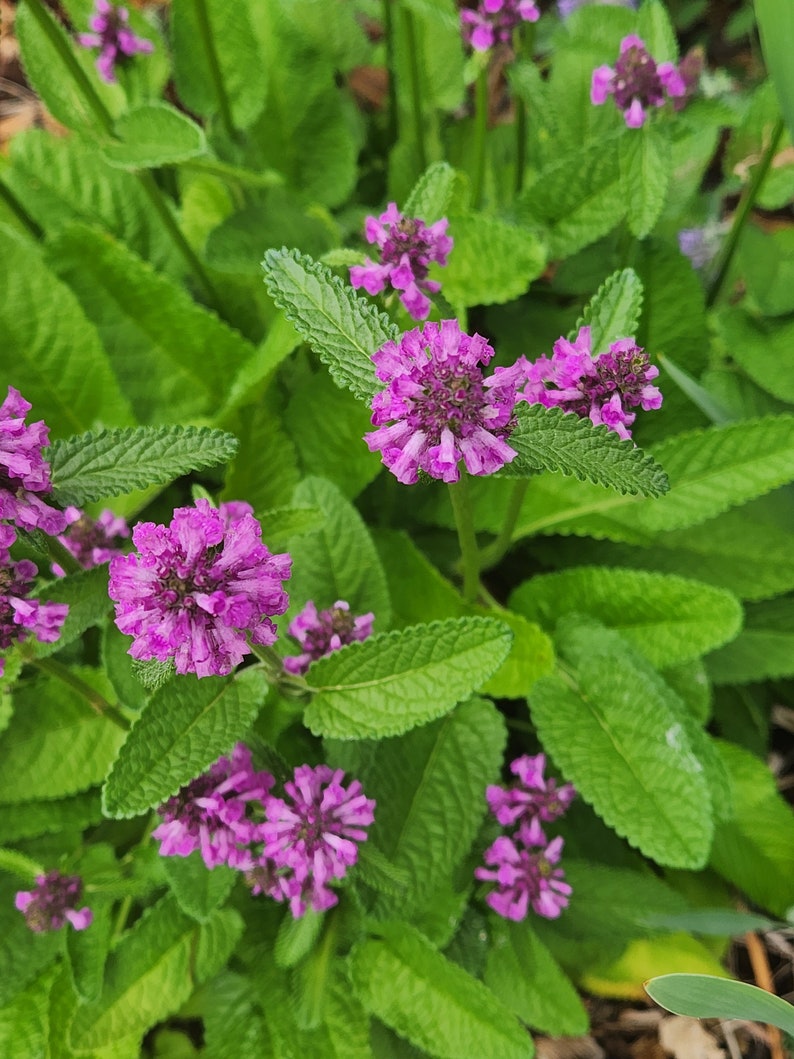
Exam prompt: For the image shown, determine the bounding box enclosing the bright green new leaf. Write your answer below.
[262,248,396,401]
[619,125,671,239]
[502,403,668,497]
[637,0,678,61]
[574,268,644,354]
[101,103,207,169]
[646,974,794,1036]
[511,567,742,667]
[755,0,794,144]
[440,213,546,308]
[102,668,267,818]
[305,617,512,738]
[0,966,54,1059]
[50,425,238,506]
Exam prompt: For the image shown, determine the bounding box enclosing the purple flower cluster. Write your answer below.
[517,325,663,440]
[108,499,291,678]
[591,34,686,128]
[154,746,375,918]
[77,0,153,84]
[460,0,540,53]
[15,870,92,933]
[283,600,375,675]
[476,754,574,921]
[0,386,66,537]
[53,506,129,577]
[365,319,519,484]
[349,203,453,321]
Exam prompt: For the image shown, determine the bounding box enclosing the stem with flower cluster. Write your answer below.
[448,476,481,603]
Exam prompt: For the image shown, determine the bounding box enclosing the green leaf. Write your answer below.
[202,973,276,1059]
[194,907,244,984]
[361,698,505,918]
[304,617,512,739]
[0,675,125,803]
[0,790,102,843]
[440,213,546,309]
[641,909,780,936]
[484,918,588,1037]
[0,848,43,879]
[0,891,60,1007]
[755,0,794,144]
[717,307,794,403]
[707,597,794,684]
[510,567,742,668]
[273,909,324,969]
[69,897,199,1049]
[101,103,207,169]
[710,740,794,916]
[403,162,457,222]
[102,668,267,818]
[28,565,112,659]
[222,397,300,516]
[574,268,644,354]
[637,0,678,62]
[530,621,714,869]
[163,851,237,923]
[262,248,397,401]
[618,126,671,239]
[47,224,256,424]
[171,0,266,129]
[288,476,391,626]
[0,965,55,1059]
[480,608,554,699]
[646,974,794,1036]
[350,922,533,1059]
[0,225,134,436]
[503,403,668,498]
[49,425,238,506]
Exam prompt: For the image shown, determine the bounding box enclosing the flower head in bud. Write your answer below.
[365,320,520,484]
[350,203,453,321]
[591,34,685,127]
[283,600,375,675]
[108,499,291,677]
[77,0,153,83]
[15,871,92,933]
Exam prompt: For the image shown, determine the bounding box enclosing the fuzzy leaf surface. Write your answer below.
[305,618,512,738]
[707,598,794,684]
[163,852,237,923]
[510,567,742,667]
[573,267,644,353]
[102,668,267,818]
[619,126,671,239]
[403,161,457,222]
[350,922,533,1059]
[101,104,207,169]
[440,213,546,308]
[49,426,238,506]
[503,403,668,497]
[28,565,112,658]
[262,248,397,400]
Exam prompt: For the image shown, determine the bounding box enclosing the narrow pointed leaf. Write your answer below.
[645,974,794,1037]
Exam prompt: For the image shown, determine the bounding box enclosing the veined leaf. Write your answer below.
[510,567,742,668]
[619,123,671,239]
[647,974,794,1037]
[403,161,457,222]
[440,213,546,309]
[304,618,512,739]
[573,268,644,353]
[163,852,237,923]
[28,565,112,659]
[262,247,397,401]
[101,103,207,169]
[350,922,534,1059]
[502,403,668,498]
[102,668,267,818]
[707,597,794,685]
[0,790,102,843]
[49,425,238,506]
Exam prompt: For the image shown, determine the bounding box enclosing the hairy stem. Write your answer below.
[448,476,481,604]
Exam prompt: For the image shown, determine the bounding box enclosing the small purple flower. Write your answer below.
[283,600,375,676]
[673,46,704,111]
[558,0,636,18]
[153,744,275,870]
[460,0,540,53]
[77,0,154,84]
[475,817,572,921]
[1,524,68,677]
[591,34,685,127]
[53,506,130,576]
[108,498,291,678]
[517,325,662,440]
[678,219,729,271]
[349,203,453,321]
[486,753,576,827]
[0,386,66,536]
[364,319,520,484]
[15,871,92,933]
[257,764,375,918]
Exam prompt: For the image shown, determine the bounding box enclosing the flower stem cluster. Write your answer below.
[460,0,540,53]
[283,600,374,676]
[365,320,519,484]
[476,753,574,921]
[591,34,686,127]
[350,203,453,321]
[77,0,153,84]
[154,746,375,919]
[108,499,291,678]
[516,325,662,440]
[15,870,92,933]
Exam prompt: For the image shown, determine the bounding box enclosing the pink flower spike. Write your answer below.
[475,820,572,921]
[76,0,153,83]
[15,871,92,933]
[283,600,374,675]
[1,532,69,671]
[0,386,66,535]
[590,35,684,125]
[486,753,576,827]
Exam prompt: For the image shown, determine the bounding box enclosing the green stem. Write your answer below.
[472,67,489,209]
[382,0,398,149]
[402,6,428,172]
[514,97,527,196]
[706,116,785,309]
[46,536,84,576]
[478,479,529,571]
[448,476,481,604]
[111,894,133,942]
[0,179,44,239]
[191,0,236,141]
[505,717,535,735]
[31,656,130,730]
